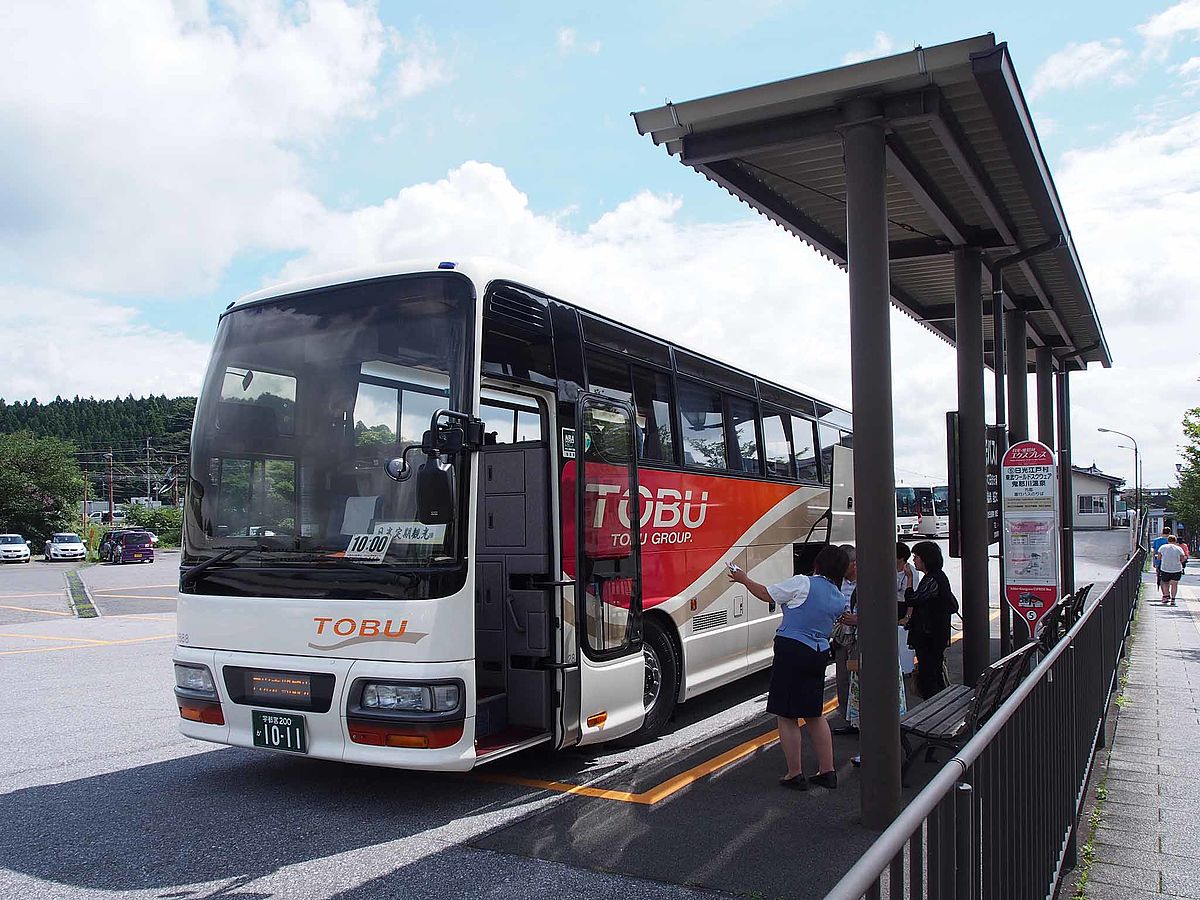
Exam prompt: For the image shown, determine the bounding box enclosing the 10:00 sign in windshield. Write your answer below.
[183,273,473,600]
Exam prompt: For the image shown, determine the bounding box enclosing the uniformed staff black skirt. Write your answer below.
[767,635,828,719]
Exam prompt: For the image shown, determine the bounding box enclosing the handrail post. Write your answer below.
[956,782,975,900]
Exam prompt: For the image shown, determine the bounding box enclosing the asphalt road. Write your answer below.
[0,532,1134,899]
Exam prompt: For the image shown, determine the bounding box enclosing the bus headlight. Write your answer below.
[360,682,461,713]
[174,663,217,696]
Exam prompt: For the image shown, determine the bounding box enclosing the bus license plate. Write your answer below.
[252,710,307,753]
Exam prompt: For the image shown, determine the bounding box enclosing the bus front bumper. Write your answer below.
[173,646,478,771]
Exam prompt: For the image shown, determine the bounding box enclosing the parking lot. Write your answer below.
[0,534,1132,899]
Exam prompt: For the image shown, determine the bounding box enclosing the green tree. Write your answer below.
[0,432,86,544]
[124,504,184,547]
[1172,407,1200,532]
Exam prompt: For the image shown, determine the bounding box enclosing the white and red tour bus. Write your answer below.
[173,260,855,770]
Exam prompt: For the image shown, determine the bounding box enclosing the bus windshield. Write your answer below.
[932,485,949,516]
[183,273,474,599]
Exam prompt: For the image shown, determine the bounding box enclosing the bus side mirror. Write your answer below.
[417,456,456,525]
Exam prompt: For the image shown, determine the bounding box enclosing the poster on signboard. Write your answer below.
[1001,440,1060,638]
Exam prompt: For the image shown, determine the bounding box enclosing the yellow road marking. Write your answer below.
[107,613,176,621]
[0,604,71,616]
[484,608,1002,805]
[0,632,108,644]
[90,582,178,590]
[0,633,174,656]
[0,592,68,599]
[91,592,177,601]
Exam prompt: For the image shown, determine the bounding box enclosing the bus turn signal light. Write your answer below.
[586,712,608,728]
[347,718,464,749]
[178,699,225,725]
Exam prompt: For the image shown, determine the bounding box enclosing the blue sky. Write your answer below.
[2,0,1198,484]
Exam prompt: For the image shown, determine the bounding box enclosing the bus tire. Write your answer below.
[622,618,679,744]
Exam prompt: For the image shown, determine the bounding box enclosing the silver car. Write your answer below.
[0,534,31,563]
[43,533,86,562]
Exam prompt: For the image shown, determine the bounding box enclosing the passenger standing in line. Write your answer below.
[832,545,858,735]
[904,541,958,700]
[1157,534,1186,606]
[1152,527,1173,600]
[896,541,917,676]
[729,544,849,790]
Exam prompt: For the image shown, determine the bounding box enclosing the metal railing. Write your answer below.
[826,547,1146,900]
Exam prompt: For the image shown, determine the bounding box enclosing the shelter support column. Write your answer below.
[1005,309,1030,643]
[1056,371,1075,595]
[842,98,901,829]
[1035,347,1055,449]
[955,249,990,683]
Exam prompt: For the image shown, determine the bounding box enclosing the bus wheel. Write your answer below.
[623,619,678,744]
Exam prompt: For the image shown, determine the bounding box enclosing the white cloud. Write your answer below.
[392,29,452,98]
[1030,40,1132,98]
[0,1,399,296]
[1175,55,1200,91]
[842,32,896,65]
[0,287,210,400]
[1138,0,1200,49]
[1055,112,1200,486]
[557,27,601,56]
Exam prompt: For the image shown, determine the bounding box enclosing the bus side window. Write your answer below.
[678,380,726,470]
[727,396,761,475]
[817,423,840,485]
[793,416,820,482]
[631,365,675,464]
[762,410,793,478]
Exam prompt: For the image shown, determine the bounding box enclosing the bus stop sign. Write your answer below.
[1001,440,1060,639]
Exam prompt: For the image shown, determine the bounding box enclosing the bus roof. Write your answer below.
[227,257,852,418]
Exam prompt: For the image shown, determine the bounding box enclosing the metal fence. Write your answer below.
[826,547,1146,900]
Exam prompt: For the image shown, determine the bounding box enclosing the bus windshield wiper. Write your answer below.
[180,547,256,588]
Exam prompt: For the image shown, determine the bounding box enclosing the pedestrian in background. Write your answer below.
[1157,534,1186,606]
[729,544,849,790]
[896,541,917,676]
[1153,527,1173,600]
[831,545,858,735]
[904,541,957,700]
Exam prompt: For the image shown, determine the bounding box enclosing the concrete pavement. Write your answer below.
[1072,568,1200,899]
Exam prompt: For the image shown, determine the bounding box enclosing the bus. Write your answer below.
[173,260,855,771]
[895,482,938,538]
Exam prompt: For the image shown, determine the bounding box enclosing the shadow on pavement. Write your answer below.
[0,747,540,895]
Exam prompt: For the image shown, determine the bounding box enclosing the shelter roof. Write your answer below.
[632,34,1111,373]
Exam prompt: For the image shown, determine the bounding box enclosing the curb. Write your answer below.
[65,570,100,618]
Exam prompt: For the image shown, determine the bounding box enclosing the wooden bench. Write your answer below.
[899,642,1038,781]
[1036,592,1077,654]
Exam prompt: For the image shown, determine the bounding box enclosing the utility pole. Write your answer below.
[173,455,179,506]
[107,450,114,522]
[146,437,152,502]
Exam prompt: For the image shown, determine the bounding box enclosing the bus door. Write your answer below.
[575,396,646,745]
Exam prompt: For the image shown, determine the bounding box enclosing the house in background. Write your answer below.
[1072,464,1125,530]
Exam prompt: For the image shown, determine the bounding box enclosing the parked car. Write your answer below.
[43,533,86,561]
[0,534,32,563]
[112,530,155,565]
[99,529,139,562]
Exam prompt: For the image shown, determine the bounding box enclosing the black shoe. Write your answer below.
[779,775,809,791]
[808,771,838,789]
[831,725,859,736]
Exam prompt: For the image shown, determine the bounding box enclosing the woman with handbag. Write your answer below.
[904,541,958,699]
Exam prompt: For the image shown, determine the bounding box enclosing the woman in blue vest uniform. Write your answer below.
[729,544,850,790]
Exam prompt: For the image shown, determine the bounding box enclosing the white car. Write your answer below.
[44,532,87,561]
[0,534,32,563]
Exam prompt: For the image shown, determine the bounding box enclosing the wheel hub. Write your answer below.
[643,644,662,709]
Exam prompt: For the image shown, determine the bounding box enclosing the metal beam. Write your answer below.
[885,135,973,245]
[1036,347,1055,448]
[1056,371,1075,595]
[955,248,990,683]
[925,101,1080,365]
[888,231,1008,260]
[680,88,940,166]
[843,97,902,830]
[700,160,848,263]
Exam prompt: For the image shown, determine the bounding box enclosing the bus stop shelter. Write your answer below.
[632,33,1113,828]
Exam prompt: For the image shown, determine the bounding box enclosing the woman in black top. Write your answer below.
[904,541,957,700]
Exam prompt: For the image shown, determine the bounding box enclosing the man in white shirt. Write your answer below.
[1156,534,1187,606]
